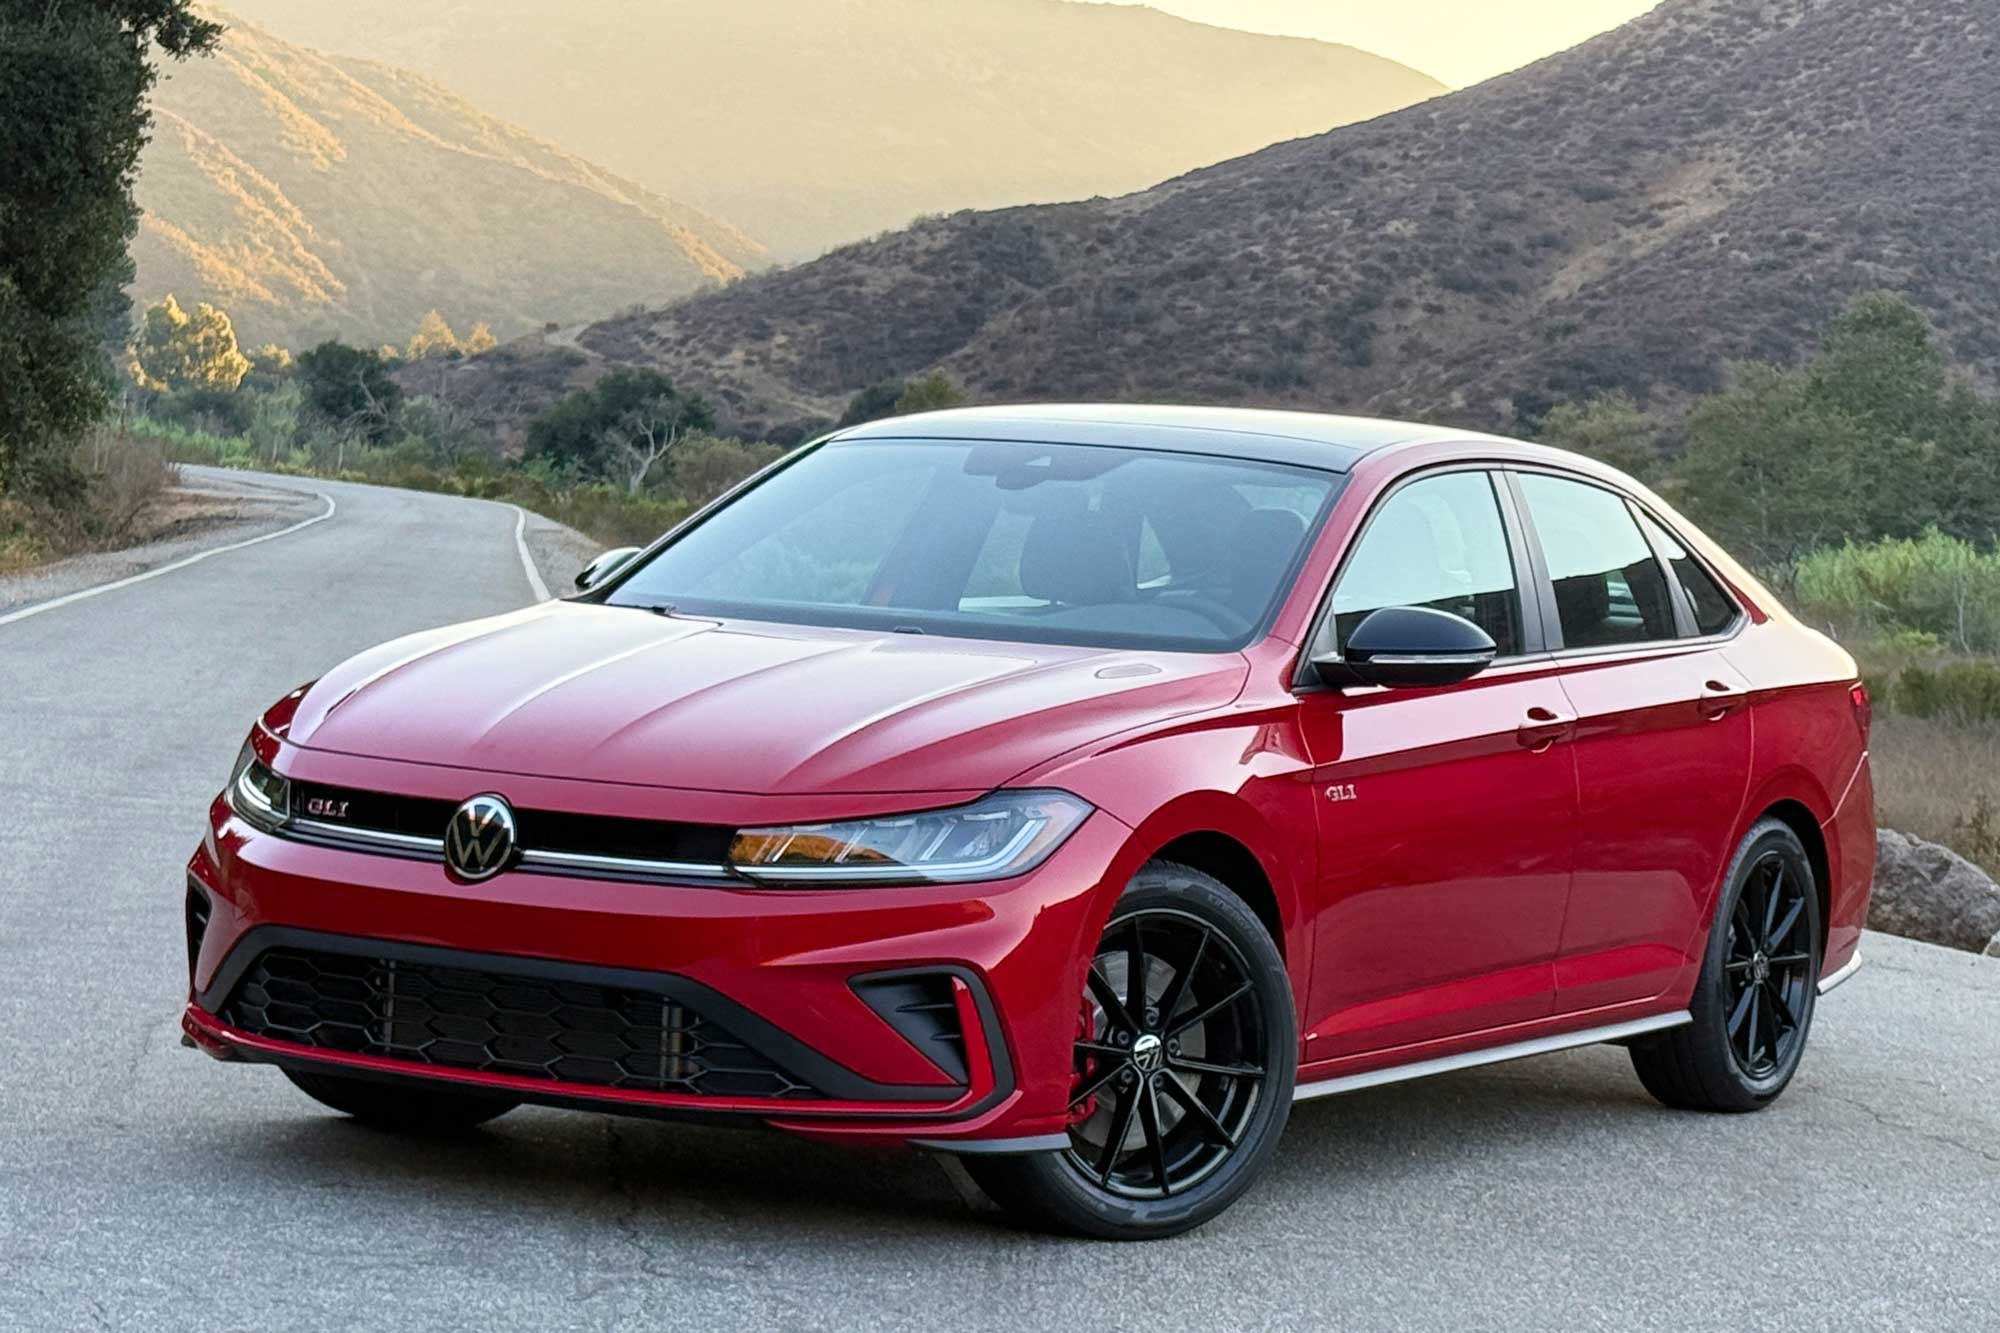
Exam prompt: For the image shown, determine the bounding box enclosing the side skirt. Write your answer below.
[1292,1011,1694,1103]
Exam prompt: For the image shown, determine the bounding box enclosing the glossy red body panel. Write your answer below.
[188,430,1875,1146]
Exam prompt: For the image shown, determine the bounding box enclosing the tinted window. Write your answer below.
[1637,511,1739,637]
[1331,471,1522,656]
[1517,474,1676,648]
[608,440,1340,652]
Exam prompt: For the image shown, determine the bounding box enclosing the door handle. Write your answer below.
[1699,680,1746,721]
[1517,706,1577,753]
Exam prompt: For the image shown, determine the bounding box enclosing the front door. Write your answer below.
[1298,470,1578,1063]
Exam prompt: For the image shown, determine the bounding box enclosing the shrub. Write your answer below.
[1795,531,2000,653]
[1897,662,2000,724]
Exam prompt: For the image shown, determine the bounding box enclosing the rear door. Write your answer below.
[1508,470,1753,1014]
[1297,469,1579,1062]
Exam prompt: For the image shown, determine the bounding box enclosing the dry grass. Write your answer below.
[1871,713,2000,879]
[0,430,180,575]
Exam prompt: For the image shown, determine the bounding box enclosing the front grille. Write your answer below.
[288,781,735,865]
[220,948,817,1099]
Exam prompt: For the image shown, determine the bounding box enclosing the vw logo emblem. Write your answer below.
[445,794,517,882]
[1131,1032,1164,1075]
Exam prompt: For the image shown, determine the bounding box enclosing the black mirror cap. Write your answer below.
[575,546,644,591]
[1311,606,1498,689]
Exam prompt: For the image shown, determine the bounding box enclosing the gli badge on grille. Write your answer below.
[444,794,517,882]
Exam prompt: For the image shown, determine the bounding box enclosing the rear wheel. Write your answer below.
[284,1068,519,1132]
[1630,819,1821,1112]
[963,863,1295,1239]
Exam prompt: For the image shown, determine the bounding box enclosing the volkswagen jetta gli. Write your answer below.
[183,406,1874,1239]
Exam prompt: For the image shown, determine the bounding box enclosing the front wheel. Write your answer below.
[963,862,1296,1240]
[1630,819,1822,1112]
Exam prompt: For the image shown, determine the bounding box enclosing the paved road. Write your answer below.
[1,470,1995,1331]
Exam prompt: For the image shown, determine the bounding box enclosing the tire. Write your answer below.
[962,862,1296,1240]
[1629,819,1822,1112]
[284,1068,519,1132]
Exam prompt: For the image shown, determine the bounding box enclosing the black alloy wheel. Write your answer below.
[1630,818,1822,1112]
[1066,908,1268,1199]
[960,863,1295,1239]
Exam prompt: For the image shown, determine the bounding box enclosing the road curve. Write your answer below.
[0,470,1995,1330]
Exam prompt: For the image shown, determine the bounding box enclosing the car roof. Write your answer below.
[826,404,1518,473]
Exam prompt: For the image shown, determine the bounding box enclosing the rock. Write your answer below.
[1871,829,2000,954]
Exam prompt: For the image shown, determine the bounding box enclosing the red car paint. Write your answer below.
[184,412,1874,1149]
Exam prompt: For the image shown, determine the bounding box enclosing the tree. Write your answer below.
[524,370,714,487]
[894,370,967,416]
[0,1,221,496]
[132,294,251,392]
[296,340,403,443]
[405,310,463,361]
[837,380,906,428]
[1537,393,1660,479]
[463,323,499,356]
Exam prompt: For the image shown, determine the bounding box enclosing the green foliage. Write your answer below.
[837,381,905,428]
[0,0,220,496]
[1796,531,2000,654]
[894,370,967,416]
[523,369,714,490]
[671,437,787,505]
[1897,662,2000,725]
[1536,393,1659,478]
[295,340,403,443]
[132,295,251,392]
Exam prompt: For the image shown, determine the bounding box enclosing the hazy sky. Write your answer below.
[1079,1,1663,87]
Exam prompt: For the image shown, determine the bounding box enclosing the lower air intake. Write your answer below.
[220,947,817,1099]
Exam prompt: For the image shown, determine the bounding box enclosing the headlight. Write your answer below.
[227,740,290,832]
[727,790,1092,885]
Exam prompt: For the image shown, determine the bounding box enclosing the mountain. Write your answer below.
[221,0,1447,259]
[132,11,766,349]
[462,0,2000,439]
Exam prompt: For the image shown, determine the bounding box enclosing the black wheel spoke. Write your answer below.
[1068,1060,1125,1110]
[1127,920,1148,1021]
[1157,927,1209,1031]
[1763,980,1798,1032]
[1168,1054,1264,1080]
[1166,981,1252,1040]
[1767,952,1811,968]
[1086,967,1137,1034]
[1726,983,1757,1038]
[1075,1039,1128,1061]
[1158,1074,1238,1149]
[1762,864,1784,941]
[1094,1085,1140,1183]
[1137,1080,1172,1196]
[1766,895,1804,952]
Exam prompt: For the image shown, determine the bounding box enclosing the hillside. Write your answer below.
[223,0,1447,259]
[466,0,2000,438]
[132,11,766,349]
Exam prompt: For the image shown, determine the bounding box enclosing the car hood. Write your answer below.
[284,602,1249,796]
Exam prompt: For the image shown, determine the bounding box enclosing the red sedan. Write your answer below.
[183,406,1874,1239]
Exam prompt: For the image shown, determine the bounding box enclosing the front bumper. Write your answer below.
[185,783,1137,1149]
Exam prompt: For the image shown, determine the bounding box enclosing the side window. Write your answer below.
[1331,471,1522,657]
[1636,511,1740,637]
[1516,474,1677,649]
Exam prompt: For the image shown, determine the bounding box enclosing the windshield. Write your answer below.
[605,439,1342,651]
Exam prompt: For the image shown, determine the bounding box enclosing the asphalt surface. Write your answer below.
[1,469,1995,1330]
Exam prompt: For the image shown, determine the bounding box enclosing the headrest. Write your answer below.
[1020,506,1134,606]
[1229,509,1308,610]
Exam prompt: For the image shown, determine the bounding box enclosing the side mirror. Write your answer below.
[575,546,643,591]
[1311,606,1497,689]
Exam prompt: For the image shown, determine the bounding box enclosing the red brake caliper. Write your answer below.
[1067,995,1100,1125]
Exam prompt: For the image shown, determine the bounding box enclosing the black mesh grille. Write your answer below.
[220,948,817,1099]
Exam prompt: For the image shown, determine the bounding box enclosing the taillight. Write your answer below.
[1850,682,1872,740]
